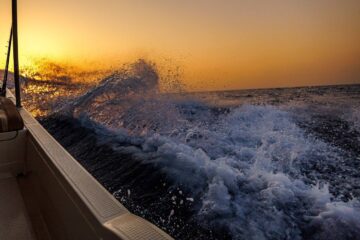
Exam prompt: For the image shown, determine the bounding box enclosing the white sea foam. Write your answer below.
[31,60,359,239]
[92,102,360,239]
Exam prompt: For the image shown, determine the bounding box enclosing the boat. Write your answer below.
[0,1,172,239]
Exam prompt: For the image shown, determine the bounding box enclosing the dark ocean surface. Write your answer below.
[16,61,360,239]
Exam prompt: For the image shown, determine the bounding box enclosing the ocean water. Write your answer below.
[17,60,360,239]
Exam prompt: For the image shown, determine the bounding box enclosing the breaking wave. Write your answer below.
[21,59,360,239]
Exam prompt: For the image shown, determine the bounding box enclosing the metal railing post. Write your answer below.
[1,26,13,97]
[12,0,21,107]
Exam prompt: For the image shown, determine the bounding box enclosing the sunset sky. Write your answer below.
[0,0,359,91]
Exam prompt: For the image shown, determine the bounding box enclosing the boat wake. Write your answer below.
[21,59,360,239]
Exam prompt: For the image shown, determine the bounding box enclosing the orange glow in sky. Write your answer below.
[0,0,359,91]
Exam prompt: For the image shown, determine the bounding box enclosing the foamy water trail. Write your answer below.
[91,105,360,239]
[18,60,360,239]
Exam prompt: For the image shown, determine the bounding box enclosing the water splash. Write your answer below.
[17,61,360,240]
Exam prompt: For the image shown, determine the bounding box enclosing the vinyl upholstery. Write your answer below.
[0,97,23,133]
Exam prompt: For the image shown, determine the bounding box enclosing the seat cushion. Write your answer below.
[0,97,24,133]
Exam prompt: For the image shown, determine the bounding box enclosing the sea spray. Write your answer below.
[17,61,360,239]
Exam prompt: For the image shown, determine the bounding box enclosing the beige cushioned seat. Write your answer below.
[0,97,24,133]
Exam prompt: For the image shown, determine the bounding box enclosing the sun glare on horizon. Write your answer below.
[0,0,359,91]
